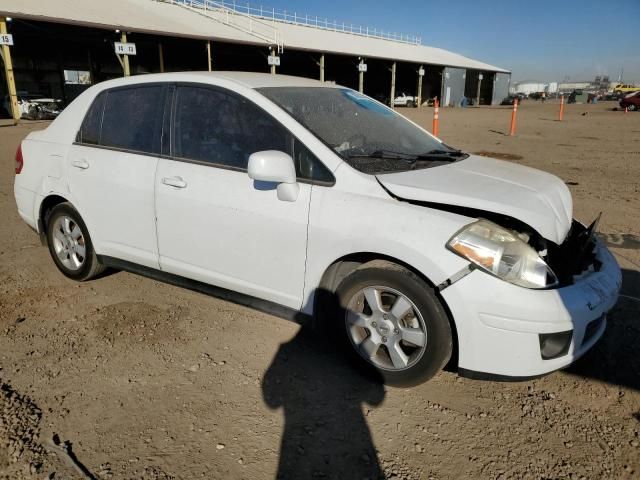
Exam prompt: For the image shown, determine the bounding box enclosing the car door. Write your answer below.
[67,84,166,269]
[155,84,319,310]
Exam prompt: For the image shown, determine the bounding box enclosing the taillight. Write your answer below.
[15,144,23,174]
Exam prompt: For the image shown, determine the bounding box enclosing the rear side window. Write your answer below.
[173,85,291,170]
[77,92,106,145]
[100,85,164,154]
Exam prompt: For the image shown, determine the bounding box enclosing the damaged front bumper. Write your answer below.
[440,239,622,379]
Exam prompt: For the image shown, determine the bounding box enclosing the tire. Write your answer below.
[407,100,415,108]
[45,202,105,281]
[331,260,452,387]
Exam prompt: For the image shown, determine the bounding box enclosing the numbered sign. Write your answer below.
[358,63,368,72]
[115,42,137,56]
[418,67,425,76]
[0,33,13,46]
[267,55,280,66]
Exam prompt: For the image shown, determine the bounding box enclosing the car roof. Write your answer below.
[94,71,340,90]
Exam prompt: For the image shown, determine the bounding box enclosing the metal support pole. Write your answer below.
[0,17,19,124]
[319,53,324,82]
[358,58,364,93]
[417,65,423,108]
[390,61,396,109]
[158,43,164,73]
[476,74,482,106]
[206,41,212,71]
[269,46,276,75]
[121,32,130,77]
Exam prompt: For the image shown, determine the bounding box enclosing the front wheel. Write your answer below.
[46,203,105,281]
[333,261,453,387]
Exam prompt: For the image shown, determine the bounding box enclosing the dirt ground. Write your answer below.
[0,100,639,480]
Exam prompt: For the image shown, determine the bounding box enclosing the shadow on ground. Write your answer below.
[564,268,640,391]
[262,327,385,480]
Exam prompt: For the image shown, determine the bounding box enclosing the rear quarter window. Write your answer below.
[77,92,106,145]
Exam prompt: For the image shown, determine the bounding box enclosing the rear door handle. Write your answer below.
[161,176,187,188]
[72,159,89,170]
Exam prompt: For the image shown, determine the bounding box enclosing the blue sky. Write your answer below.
[245,0,640,83]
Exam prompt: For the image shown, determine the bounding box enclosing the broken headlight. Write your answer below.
[447,219,559,289]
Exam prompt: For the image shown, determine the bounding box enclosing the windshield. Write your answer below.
[257,87,465,174]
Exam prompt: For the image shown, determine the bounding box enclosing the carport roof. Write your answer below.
[0,0,510,73]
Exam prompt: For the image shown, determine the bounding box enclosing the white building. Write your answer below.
[513,81,547,95]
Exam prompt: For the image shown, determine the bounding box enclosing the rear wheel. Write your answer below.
[46,203,105,281]
[332,261,452,386]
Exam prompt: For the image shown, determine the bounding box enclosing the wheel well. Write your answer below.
[315,252,459,369]
[39,195,69,231]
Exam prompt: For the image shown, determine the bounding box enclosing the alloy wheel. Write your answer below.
[51,215,86,271]
[345,286,428,371]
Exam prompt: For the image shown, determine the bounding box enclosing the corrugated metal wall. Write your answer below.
[441,67,466,107]
[492,72,511,105]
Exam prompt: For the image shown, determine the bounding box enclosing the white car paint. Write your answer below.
[67,144,160,269]
[14,72,621,380]
[377,155,573,244]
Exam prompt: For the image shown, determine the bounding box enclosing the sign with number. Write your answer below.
[115,42,137,55]
[418,67,425,76]
[0,34,13,46]
[358,63,367,72]
[267,55,280,66]
[478,73,484,80]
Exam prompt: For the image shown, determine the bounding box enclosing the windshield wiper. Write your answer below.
[345,149,417,160]
[419,149,468,158]
[346,148,467,161]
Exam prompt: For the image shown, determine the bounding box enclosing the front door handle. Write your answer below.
[72,159,89,170]
[161,176,187,189]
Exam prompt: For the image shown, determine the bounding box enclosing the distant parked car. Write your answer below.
[393,92,417,107]
[611,83,639,95]
[3,92,64,120]
[500,96,518,105]
[619,91,640,111]
[601,92,618,101]
[567,90,582,104]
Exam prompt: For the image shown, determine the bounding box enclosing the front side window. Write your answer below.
[173,86,290,170]
[258,87,466,174]
[100,85,164,154]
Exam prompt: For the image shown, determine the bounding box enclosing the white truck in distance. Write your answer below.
[393,92,417,107]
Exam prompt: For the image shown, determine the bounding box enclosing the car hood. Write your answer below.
[376,155,573,244]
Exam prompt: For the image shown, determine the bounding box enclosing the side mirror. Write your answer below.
[247,150,299,202]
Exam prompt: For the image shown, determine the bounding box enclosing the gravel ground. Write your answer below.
[0,100,638,479]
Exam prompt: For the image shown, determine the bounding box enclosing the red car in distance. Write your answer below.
[619,91,640,111]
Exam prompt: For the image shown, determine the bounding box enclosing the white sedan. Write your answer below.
[13,72,621,386]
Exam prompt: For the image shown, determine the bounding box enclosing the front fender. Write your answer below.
[302,184,472,315]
